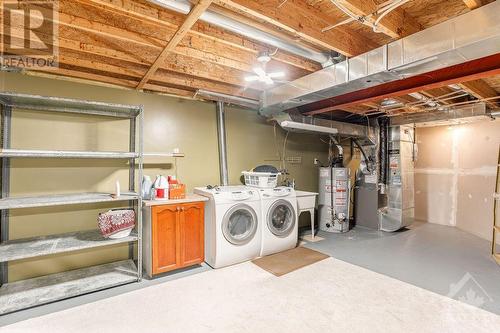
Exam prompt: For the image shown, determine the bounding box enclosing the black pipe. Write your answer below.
[378,117,389,185]
[352,139,370,172]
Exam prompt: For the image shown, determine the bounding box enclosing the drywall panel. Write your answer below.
[415,119,500,243]
[457,121,500,169]
[456,174,496,241]
[415,126,453,169]
[414,173,454,225]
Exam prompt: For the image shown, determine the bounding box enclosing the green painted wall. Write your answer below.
[0,72,328,282]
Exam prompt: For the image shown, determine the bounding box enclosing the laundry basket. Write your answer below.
[242,171,279,188]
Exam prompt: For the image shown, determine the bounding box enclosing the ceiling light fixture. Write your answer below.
[245,51,286,85]
[256,51,272,63]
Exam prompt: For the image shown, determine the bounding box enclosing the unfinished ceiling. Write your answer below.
[1,0,499,116]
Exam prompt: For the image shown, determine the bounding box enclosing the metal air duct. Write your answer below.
[274,113,375,145]
[261,1,500,116]
[195,89,259,110]
[148,0,331,65]
[279,120,338,135]
[216,101,229,186]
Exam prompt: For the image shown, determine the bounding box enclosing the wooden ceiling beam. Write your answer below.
[215,0,378,56]
[137,0,214,90]
[332,0,422,38]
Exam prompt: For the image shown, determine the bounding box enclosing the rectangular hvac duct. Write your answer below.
[260,1,500,116]
[389,103,490,127]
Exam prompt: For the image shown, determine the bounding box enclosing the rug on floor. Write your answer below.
[2,258,499,333]
[252,247,329,276]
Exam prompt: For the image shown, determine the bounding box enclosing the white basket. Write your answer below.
[242,171,279,188]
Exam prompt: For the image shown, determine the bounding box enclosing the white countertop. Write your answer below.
[295,190,319,197]
[143,194,209,207]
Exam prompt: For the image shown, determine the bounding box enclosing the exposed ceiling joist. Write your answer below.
[73,0,319,72]
[459,80,499,107]
[215,0,379,56]
[331,0,422,38]
[463,0,483,9]
[137,0,214,90]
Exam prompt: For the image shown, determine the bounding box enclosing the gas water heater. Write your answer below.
[318,167,351,233]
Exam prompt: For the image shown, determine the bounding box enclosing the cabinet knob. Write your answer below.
[176,207,181,212]
[181,207,185,212]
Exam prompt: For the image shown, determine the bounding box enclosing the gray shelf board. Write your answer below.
[0,192,139,210]
[143,152,185,158]
[0,260,138,314]
[0,148,139,159]
[0,92,141,118]
[0,230,138,262]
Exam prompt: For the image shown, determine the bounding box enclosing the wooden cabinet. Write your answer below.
[151,202,204,275]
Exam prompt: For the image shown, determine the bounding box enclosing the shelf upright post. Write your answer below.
[137,106,144,280]
[128,116,136,262]
[0,104,11,286]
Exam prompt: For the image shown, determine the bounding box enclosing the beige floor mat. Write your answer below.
[252,247,329,276]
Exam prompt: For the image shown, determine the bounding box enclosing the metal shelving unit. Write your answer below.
[0,92,144,314]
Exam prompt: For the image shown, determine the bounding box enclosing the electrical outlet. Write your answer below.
[286,156,302,164]
[314,158,320,165]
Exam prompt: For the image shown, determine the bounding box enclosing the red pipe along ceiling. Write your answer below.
[300,53,500,116]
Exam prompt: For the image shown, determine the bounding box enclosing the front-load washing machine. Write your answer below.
[259,186,298,256]
[194,186,262,268]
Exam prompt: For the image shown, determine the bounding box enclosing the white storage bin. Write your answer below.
[242,171,279,188]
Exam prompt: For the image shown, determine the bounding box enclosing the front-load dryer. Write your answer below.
[259,186,298,256]
[194,186,261,268]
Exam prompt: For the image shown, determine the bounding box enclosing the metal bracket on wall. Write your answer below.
[0,105,12,285]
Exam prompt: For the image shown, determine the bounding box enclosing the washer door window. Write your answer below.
[222,204,258,245]
[267,200,296,238]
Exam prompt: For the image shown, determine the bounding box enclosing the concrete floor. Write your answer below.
[3,258,499,333]
[1,221,499,327]
[301,221,500,315]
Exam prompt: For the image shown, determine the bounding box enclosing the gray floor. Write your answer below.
[1,221,499,326]
[301,222,500,315]
[0,264,211,326]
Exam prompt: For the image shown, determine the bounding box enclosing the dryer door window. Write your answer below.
[222,204,258,245]
[267,200,296,238]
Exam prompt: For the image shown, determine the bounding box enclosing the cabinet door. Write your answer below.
[180,202,204,267]
[152,205,180,274]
